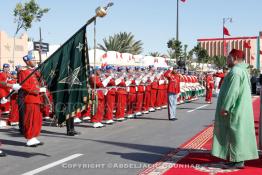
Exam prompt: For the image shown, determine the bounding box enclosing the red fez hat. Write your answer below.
[229,49,244,59]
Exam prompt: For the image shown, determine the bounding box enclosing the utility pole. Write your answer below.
[176,0,179,41]
[39,27,42,64]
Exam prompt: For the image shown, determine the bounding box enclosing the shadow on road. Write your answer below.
[1,148,50,158]
[107,152,163,164]
[1,139,25,147]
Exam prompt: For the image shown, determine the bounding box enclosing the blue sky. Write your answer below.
[0,0,262,55]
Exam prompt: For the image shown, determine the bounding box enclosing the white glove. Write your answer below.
[135,79,141,86]
[12,84,21,91]
[0,97,7,104]
[125,80,131,87]
[159,80,164,85]
[150,77,154,82]
[102,76,112,87]
[103,89,108,95]
[115,78,122,85]
[142,77,147,83]
[40,87,47,93]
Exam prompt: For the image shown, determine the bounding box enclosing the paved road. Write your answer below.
[0,97,217,175]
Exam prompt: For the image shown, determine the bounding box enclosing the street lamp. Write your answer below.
[222,17,232,56]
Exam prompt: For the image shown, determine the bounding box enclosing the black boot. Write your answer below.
[66,118,80,136]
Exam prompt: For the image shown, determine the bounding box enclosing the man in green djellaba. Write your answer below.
[212,49,258,169]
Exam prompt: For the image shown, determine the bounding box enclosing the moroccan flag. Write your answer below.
[223,27,230,36]
[244,41,251,49]
[39,25,89,124]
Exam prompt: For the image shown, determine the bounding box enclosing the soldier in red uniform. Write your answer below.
[162,69,168,108]
[156,70,165,110]
[0,64,12,114]
[150,68,158,112]
[89,67,105,128]
[17,55,45,146]
[103,65,115,124]
[213,67,229,90]
[0,65,21,155]
[134,67,144,116]
[115,67,127,121]
[7,71,20,126]
[126,67,136,118]
[164,67,180,120]
[142,70,151,114]
[205,72,214,103]
[15,65,26,134]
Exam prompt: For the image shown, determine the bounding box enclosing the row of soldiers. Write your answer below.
[76,65,206,128]
[0,64,207,128]
[0,65,206,126]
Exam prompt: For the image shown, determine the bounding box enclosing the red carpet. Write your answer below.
[139,97,261,175]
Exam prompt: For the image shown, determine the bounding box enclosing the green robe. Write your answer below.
[211,63,258,162]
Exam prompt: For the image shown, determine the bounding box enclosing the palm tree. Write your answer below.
[186,50,194,70]
[167,49,176,60]
[167,38,183,60]
[149,52,167,57]
[212,56,226,68]
[98,32,143,54]
[193,43,209,64]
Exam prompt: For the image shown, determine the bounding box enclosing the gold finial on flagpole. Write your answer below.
[96,2,114,17]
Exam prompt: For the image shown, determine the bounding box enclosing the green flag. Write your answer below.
[39,25,89,124]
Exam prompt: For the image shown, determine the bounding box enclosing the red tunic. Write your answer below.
[19,68,43,139]
[19,69,42,104]
[104,76,116,120]
[7,79,19,123]
[164,70,180,94]
[89,75,104,123]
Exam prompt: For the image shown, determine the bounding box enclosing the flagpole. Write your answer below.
[222,18,225,57]
[222,17,232,57]
[176,0,179,41]
[93,17,97,95]
[5,2,114,99]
